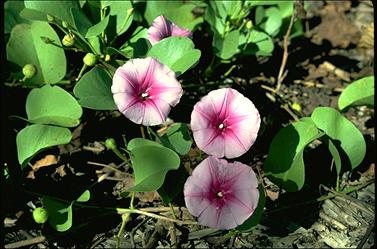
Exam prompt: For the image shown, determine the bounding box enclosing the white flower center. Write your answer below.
[218,123,225,130]
[216,191,223,198]
[140,92,149,100]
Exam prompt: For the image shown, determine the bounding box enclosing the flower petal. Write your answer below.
[148,15,172,45]
[190,88,260,158]
[142,98,171,126]
[184,157,260,230]
[171,23,192,37]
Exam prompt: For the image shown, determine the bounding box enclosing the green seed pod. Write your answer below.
[47,14,54,22]
[62,34,75,47]
[105,138,117,151]
[33,207,49,224]
[83,53,97,67]
[22,64,37,79]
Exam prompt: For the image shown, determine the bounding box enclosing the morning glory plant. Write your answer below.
[111,57,183,126]
[191,88,261,158]
[184,156,259,229]
[148,15,192,45]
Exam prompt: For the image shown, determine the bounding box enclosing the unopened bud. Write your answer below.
[22,64,37,79]
[62,34,75,47]
[62,21,69,28]
[33,207,48,224]
[105,54,111,61]
[47,14,54,22]
[246,20,253,30]
[83,53,97,66]
[105,138,117,151]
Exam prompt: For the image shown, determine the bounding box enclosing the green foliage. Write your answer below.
[311,107,366,169]
[264,118,323,192]
[43,190,90,232]
[6,21,67,85]
[26,85,82,127]
[4,1,31,34]
[159,123,192,155]
[16,124,72,168]
[148,36,201,76]
[33,207,49,224]
[120,26,150,58]
[125,138,180,192]
[85,15,109,38]
[74,67,117,110]
[338,76,374,111]
[108,1,134,35]
[214,30,240,60]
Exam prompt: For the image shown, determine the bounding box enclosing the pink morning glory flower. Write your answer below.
[112,57,183,126]
[184,156,259,230]
[148,15,192,45]
[190,88,261,159]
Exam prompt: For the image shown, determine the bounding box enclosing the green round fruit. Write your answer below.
[33,207,49,224]
[83,53,97,67]
[22,64,37,79]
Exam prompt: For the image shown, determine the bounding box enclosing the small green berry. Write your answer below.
[33,207,48,224]
[22,64,37,79]
[105,138,117,151]
[83,53,97,67]
[246,20,253,30]
[62,34,75,47]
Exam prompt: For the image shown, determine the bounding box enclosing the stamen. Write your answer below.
[140,92,149,100]
[216,191,223,198]
[218,123,225,129]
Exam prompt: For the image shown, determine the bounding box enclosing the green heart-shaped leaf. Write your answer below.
[127,145,180,192]
[264,118,323,192]
[214,30,240,60]
[26,85,82,127]
[159,123,192,155]
[73,67,117,110]
[311,107,366,169]
[127,138,163,151]
[17,124,72,168]
[338,76,374,111]
[85,15,109,38]
[43,197,73,232]
[6,21,66,85]
[76,190,90,202]
[148,36,200,75]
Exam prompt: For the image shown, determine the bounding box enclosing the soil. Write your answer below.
[2,1,374,248]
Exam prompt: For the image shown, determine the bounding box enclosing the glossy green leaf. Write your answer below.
[255,6,265,25]
[76,190,90,202]
[6,21,66,85]
[248,30,274,55]
[158,166,188,204]
[24,1,81,26]
[264,119,323,192]
[4,1,31,34]
[43,197,73,232]
[338,76,374,111]
[127,138,163,151]
[237,184,265,232]
[85,15,109,38]
[163,3,204,30]
[127,145,180,192]
[16,124,72,168]
[262,7,282,37]
[278,2,294,19]
[71,7,92,37]
[73,67,117,110]
[311,107,366,169]
[214,30,240,60]
[109,1,133,35]
[120,27,150,58]
[144,1,183,24]
[159,123,192,155]
[26,85,82,127]
[325,137,342,175]
[148,36,200,75]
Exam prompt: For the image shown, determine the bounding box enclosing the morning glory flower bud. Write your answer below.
[105,138,117,151]
[47,14,54,22]
[246,20,253,30]
[83,53,97,66]
[33,207,49,224]
[62,34,75,47]
[22,64,37,79]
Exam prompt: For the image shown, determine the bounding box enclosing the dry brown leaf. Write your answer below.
[31,155,58,170]
[55,165,67,177]
[360,163,375,177]
[266,189,279,201]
